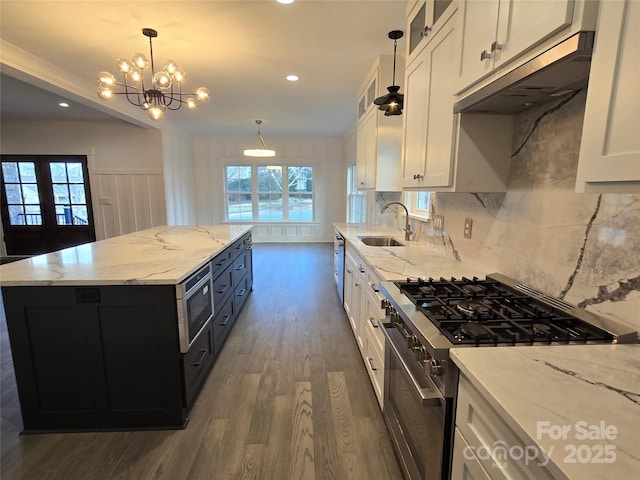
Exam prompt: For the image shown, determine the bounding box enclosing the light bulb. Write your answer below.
[117,58,132,73]
[196,87,210,102]
[97,71,116,87]
[186,98,198,110]
[130,68,143,83]
[164,60,179,74]
[132,53,149,69]
[153,71,172,89]
[172,68,186,83]
[149,106,164,121]
[97,86,113,100]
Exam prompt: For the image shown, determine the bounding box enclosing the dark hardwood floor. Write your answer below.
[1,243,403,480]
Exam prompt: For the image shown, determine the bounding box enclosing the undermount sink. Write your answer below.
[358,236,405,247]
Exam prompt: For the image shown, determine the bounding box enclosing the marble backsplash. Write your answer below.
[372,90,639,333]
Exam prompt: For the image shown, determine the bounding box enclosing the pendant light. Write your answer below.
[244,120,276,157]
[374,30,404,116]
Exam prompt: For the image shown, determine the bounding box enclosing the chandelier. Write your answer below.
[97,28,210,121]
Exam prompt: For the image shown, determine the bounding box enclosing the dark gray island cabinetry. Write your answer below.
[0,225,253,432]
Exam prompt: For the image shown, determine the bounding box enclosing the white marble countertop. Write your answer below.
[451,345,640,479]
[334,223,494,280]
[0,225,252,286]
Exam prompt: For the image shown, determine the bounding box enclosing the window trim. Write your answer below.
[224,163,314,223]
[405,191,431,221]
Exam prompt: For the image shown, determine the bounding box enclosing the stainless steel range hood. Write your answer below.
[453,31,595,114]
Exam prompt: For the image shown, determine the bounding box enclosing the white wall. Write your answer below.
[162,129,197,226]
[193,135,345,242]
[0,119,167,242]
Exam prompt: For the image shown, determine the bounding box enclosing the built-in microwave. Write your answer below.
[176,263,214,353]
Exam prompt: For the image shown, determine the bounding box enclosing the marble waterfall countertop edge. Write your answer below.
[451,345,640,479]
[333,222,495,281]
[0,225,253,286]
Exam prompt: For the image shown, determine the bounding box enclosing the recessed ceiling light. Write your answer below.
[286,75,299,82]
[59,102,70,108]
[277,0,295,4]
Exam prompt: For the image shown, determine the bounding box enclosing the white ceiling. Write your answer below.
[0,0,408,137]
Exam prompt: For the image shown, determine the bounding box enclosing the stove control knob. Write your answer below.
[429,358,444,376]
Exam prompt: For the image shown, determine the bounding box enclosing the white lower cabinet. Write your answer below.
[453,374,557,480]
[343,244,386,409]
[452,428,492,480]
[576,0,640,193]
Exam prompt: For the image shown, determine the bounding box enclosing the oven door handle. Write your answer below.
[382,324,443,407]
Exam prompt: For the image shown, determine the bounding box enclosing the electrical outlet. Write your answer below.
[464,218,473,239]
[433,214,444,232]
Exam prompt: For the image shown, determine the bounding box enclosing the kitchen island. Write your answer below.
[451,345,640,479]
[0,225,253,432]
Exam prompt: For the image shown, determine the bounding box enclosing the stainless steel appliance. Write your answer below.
[335,232,345,303]
[379,273,637,480]
[176,263,214,353]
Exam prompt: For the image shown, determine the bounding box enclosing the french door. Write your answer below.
[1,155,96,255]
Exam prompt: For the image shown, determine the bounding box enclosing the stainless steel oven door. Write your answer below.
[382,324,451,480]
[177,265,214,353]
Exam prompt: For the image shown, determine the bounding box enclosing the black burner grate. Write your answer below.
[396,276,614,345]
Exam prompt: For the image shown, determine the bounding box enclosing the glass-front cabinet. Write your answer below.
[406,0,453,62]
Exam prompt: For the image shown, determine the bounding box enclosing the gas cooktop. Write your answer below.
[395,274,634,346]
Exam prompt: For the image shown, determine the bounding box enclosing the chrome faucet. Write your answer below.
[381,201,413,241]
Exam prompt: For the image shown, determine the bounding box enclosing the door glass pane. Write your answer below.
[5,184,22,203]
[2,162,19,182]
[69,184,86,204]
[72,206,88,225]
[18,162,37,182]
[2,161,42,225]
[53,184,70,203]
[8,205,25,225]
[66,163,84,182]
[49,162,68,182]
[55,205,73,225]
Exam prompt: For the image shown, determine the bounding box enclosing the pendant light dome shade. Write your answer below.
[374,30,405,116]
[244,120,276,157]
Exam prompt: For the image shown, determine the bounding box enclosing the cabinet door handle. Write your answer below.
[237,288,246,297]
[346,268,352,274]
[370,283,379,293]
[480,50,492,61]
[413,174,423,180]
[420,25,431,38]
[217,285,228,293]
[491,41,502,52]
[369,317,378,328]
[219,314,231,327]
[192,348,208,367]
[235,264,244,270]
[359,267,365,273]
[368,357,377,371]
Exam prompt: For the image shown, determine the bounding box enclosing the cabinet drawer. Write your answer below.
[451,428,492,480]
[212,295,235,355]
[456,374,556,479]
[234,274,251,312]
[212,264,233,307]
[232,231,251,260]
[232,249,250,286]
[210,247,233,279]
[364,324,384,409]
[183,322,214,409]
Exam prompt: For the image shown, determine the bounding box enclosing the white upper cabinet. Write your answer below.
[576,0,640,193]
[456,0,588,93]
[402,8,513,192]
[355,55,404,191]
[406,0,455,63]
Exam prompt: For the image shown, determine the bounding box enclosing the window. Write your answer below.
[406,191,431,219]
[346,164,366,223]
[225,165,313,222]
